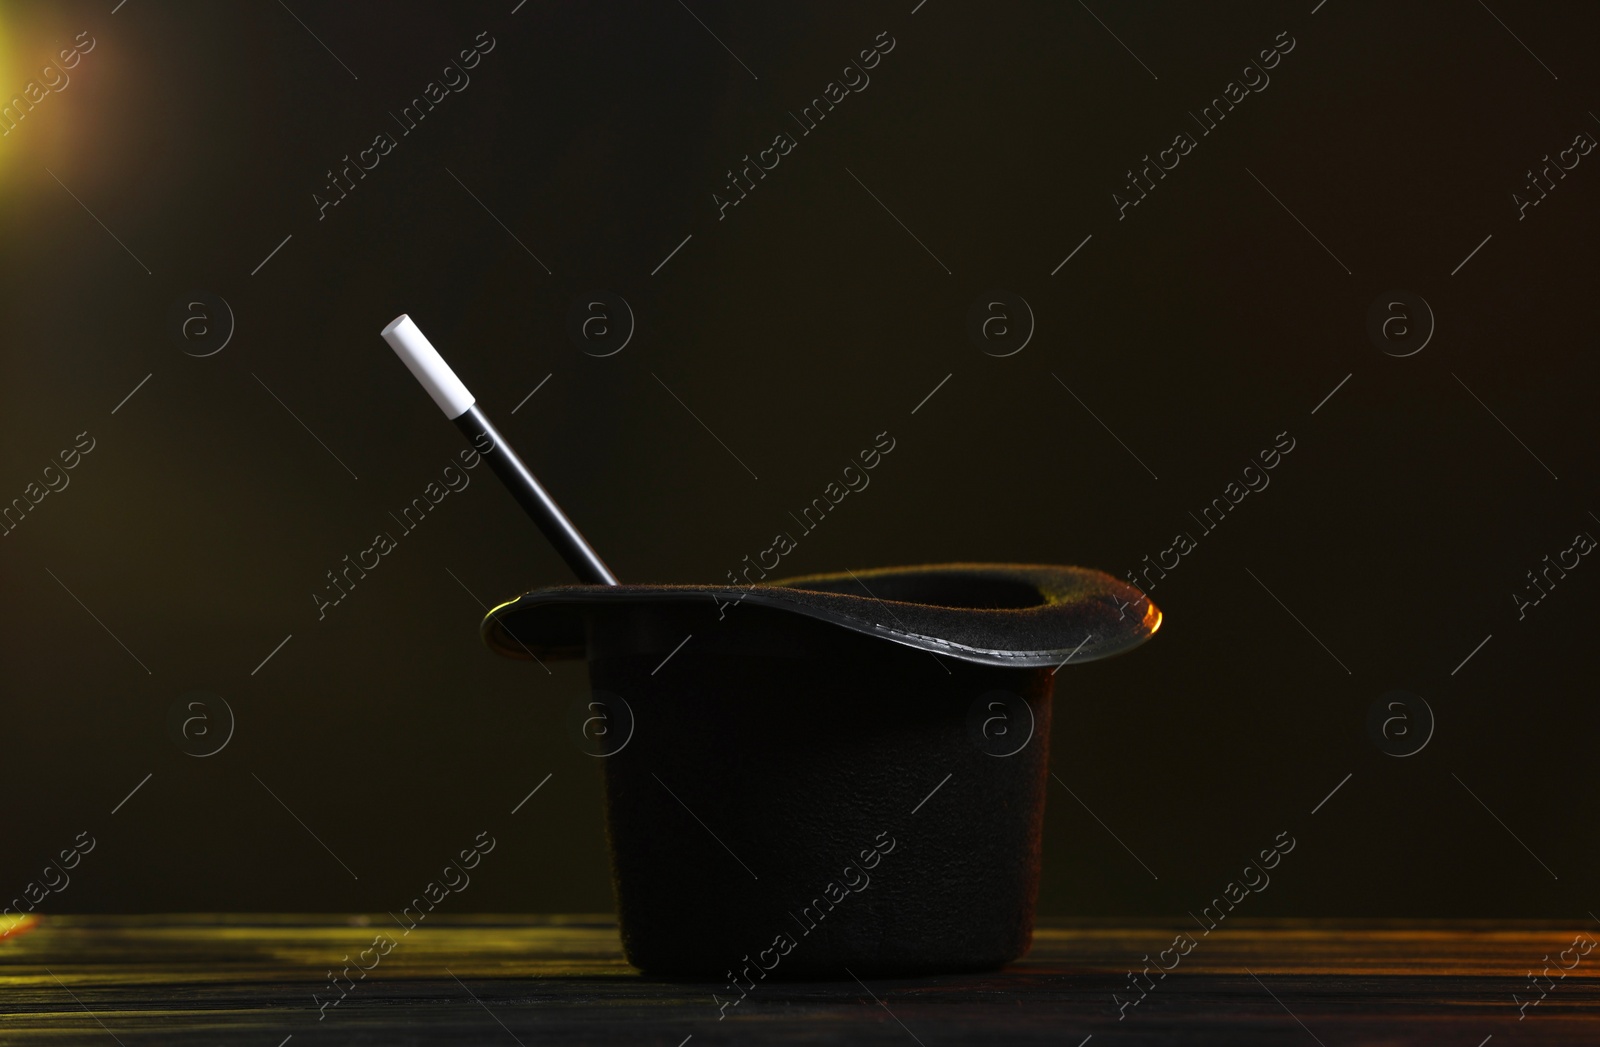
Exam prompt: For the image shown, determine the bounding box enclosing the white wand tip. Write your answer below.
[381,313,475,419]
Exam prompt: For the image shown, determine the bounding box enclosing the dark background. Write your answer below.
[2,0,1596,921]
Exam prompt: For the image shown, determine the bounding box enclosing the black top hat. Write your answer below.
[478,563,1160,977]
[482,562,1162,666]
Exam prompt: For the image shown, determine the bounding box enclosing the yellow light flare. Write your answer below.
[0,913,39,942]
[0,11,101,185]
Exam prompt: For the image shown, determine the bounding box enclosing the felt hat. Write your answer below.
[480,563,1160,978]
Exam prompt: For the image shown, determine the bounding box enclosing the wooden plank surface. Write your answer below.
[1,915,1596,1044]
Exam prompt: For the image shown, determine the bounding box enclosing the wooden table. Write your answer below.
[2,915,1596,1044]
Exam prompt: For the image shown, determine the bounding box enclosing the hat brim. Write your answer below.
[481,563,1160,670]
